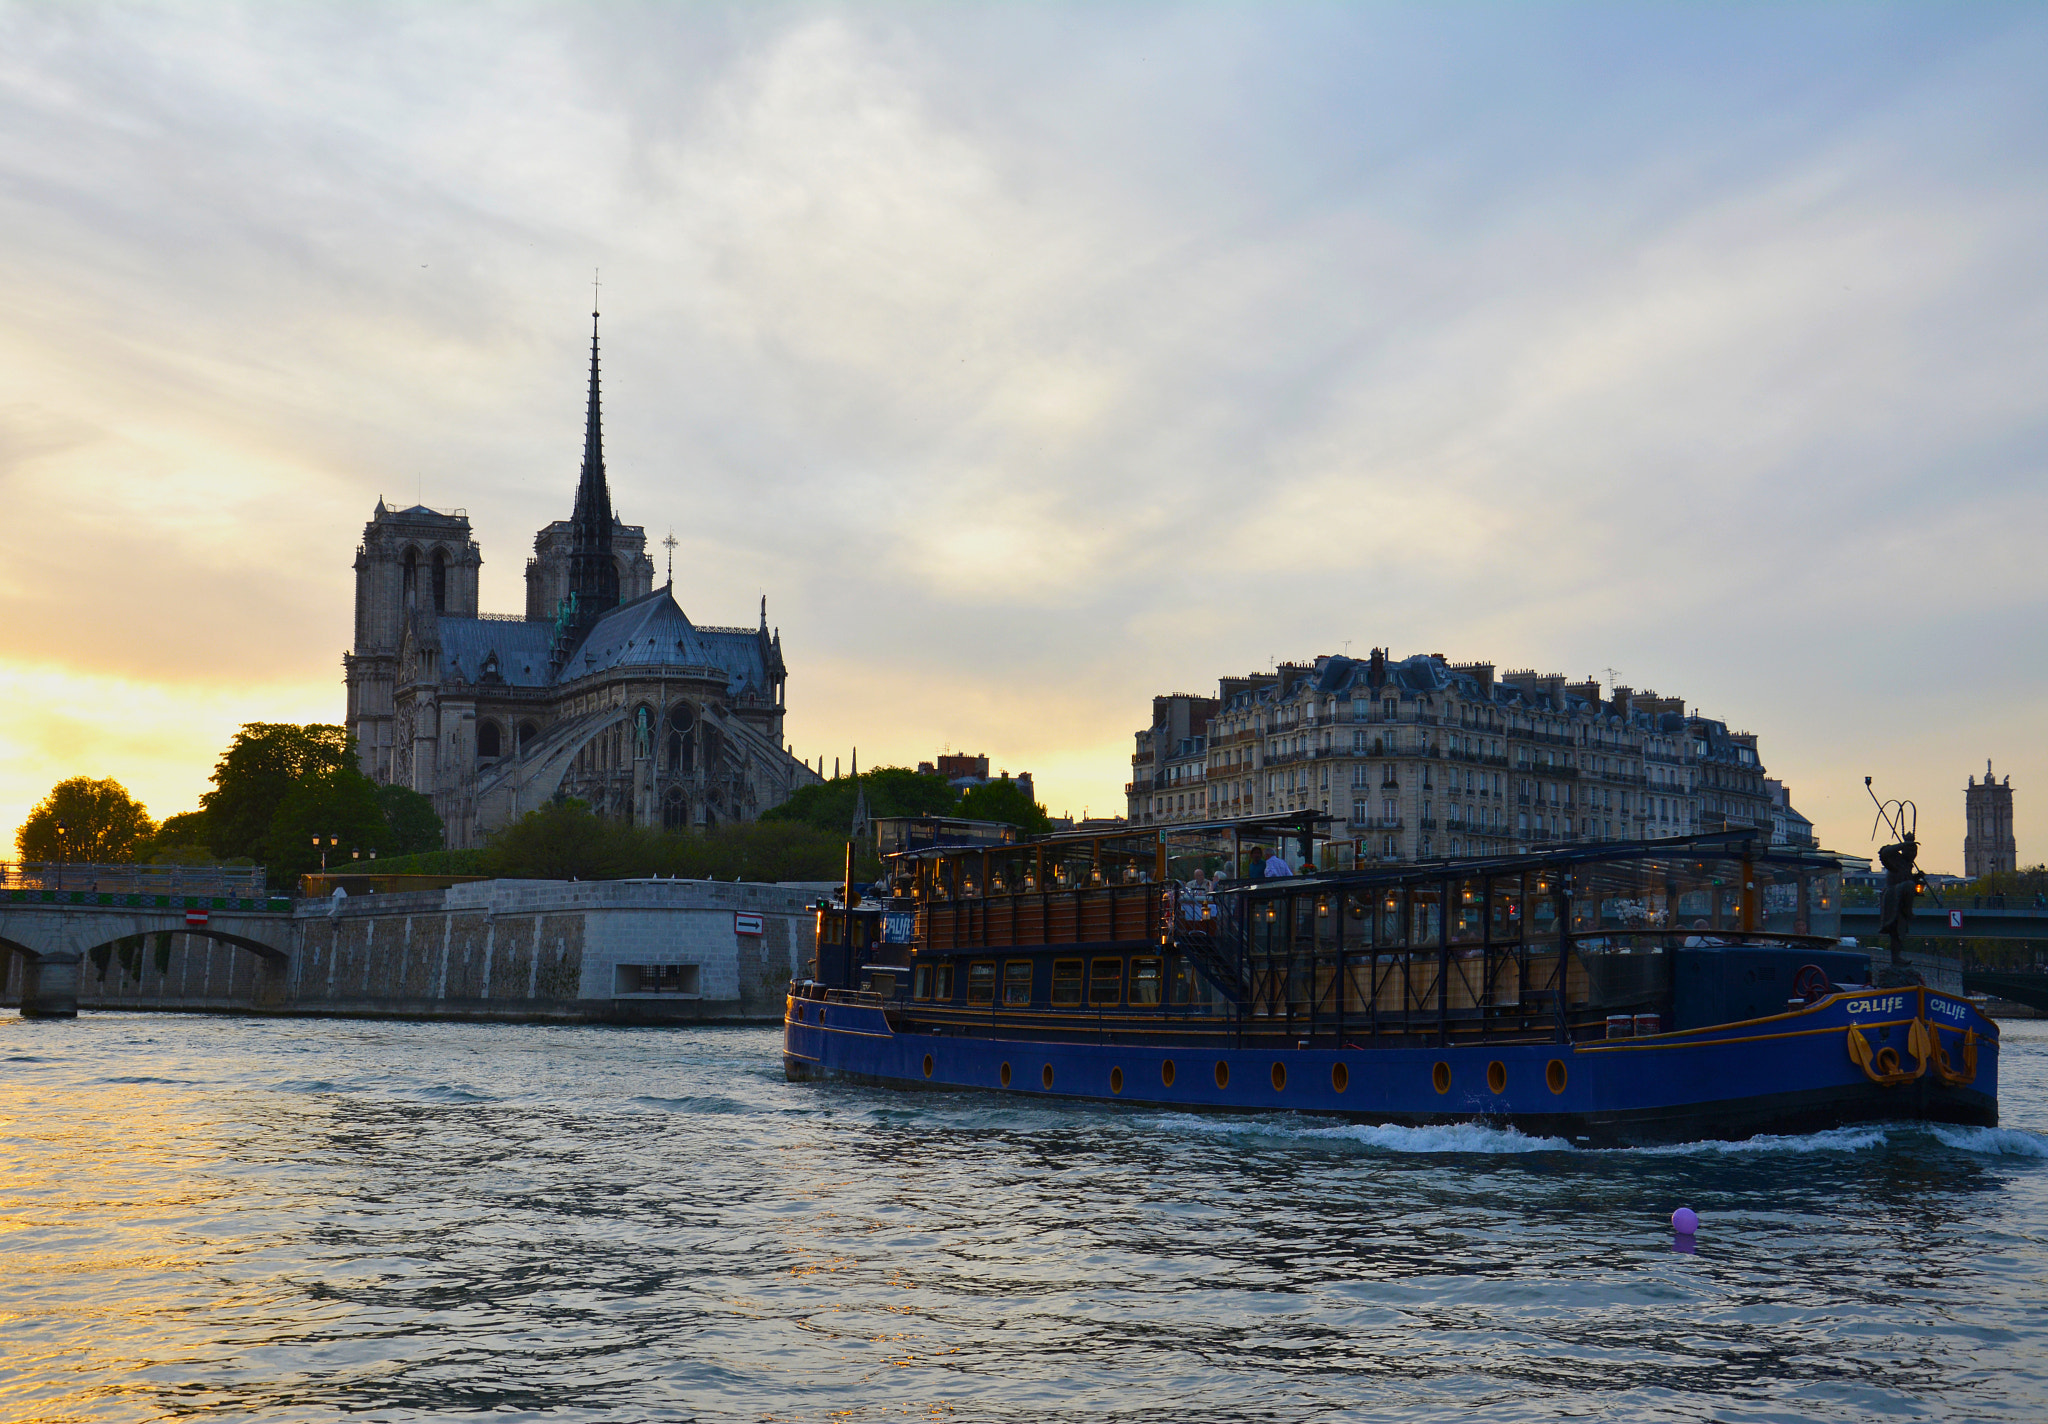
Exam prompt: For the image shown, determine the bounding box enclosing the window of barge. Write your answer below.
[1051,958,1084,1008]
[932,963,955,1002]
[1130,957,1163,1006]
[1002,960,1034,1008]
[1088,957,1123,1007]
[913,965,932,1001]
[967,961,997,1005]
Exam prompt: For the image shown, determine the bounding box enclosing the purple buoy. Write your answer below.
[1672,1207,1699,1235]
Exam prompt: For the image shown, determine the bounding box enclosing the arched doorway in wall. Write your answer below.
[476,720,501,759]
[518,721,540,754]
[402,547,419,607]
[432,548,449,613]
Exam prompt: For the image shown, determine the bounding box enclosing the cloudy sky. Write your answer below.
[1,2,2043,870]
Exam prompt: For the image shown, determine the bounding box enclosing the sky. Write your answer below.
[0,2,2043,873]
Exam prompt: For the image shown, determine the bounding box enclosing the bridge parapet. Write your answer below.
[2,862,271,900]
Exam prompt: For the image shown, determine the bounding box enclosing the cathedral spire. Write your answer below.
[561,305,621,649]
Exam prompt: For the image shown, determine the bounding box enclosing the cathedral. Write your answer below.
[343,310,819,849]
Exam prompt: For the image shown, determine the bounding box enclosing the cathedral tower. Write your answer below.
[344,501,481,782]
[1965,760,2017,878]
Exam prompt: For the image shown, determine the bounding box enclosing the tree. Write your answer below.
[485,799,639,880]
[200,723,355,860]
[15,777,156,862]
[957,777,1052,835]
[762,767,959,835]
[377,783,445,856]
[138,811,219,865]
[263,766,387,886]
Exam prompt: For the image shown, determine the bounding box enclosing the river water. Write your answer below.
[3,1014,2044,1423]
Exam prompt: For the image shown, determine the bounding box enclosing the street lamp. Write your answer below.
[312,834,339,873]
[53,821,67,892]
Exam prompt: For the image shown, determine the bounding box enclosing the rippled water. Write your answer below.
[3,1014,2044,1423]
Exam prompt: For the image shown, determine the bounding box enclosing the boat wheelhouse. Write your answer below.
[787,823,1996,1145]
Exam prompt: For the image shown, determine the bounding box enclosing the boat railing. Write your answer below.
[918,882,1163,951]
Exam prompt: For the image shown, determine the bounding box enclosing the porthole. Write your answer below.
[1545,1059,1567,1095]
[1110,1066,1124,1095]
[1000,1061,1012,1088]
[1270,1062,1287,1092]
[1214,1061,1231,1089]
[1487,1060,1506,1095]
[1331,1062,1349,1093]
[1432,1061,1452,1095]
[1161,1059,1177,1088]
[1042,1064,1055,1091]
[922,1054,935,1080]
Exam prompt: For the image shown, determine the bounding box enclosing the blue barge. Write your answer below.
[784,825,1995,1145]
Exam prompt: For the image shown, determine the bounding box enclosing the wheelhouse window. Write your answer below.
[932,964,955,1001]
[967,961,997,1005]
[1051,958,1083,1007]
[1130,957,1162,1006]
[912,965,932,1001]
[1088,957,1122,1007]
[1002,960,1033,1007]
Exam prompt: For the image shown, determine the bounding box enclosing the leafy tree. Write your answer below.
[15,777,156,862]
[201,723,355,859]
[762,767,959,835]
[376,783,445,856]
[264,766,387,887]
[482,802,861,883]
[362,847,493,877]
[485,799,641,880]
[957,778,1052,834]
[139,810,215,863]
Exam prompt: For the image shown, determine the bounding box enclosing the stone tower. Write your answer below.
[1964,759,2016,878]
[344,502,481,782]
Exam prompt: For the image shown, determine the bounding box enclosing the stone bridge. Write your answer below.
[2,878,819,1024]
[0,885,293,1017]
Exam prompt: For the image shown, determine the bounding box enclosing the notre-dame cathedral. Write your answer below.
[343,311,819,849]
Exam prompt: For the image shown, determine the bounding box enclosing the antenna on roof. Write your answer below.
[1603,667,1620,696]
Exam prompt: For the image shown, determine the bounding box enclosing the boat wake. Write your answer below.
[1927,1124,2048,1157]
[1143,1112,1572,1154]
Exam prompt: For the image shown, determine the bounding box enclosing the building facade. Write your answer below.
[343,312,818,848]
[1127,650,1775,866]
[1964,761,2017,877]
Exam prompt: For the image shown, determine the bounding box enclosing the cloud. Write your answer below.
[0,3,2043,870]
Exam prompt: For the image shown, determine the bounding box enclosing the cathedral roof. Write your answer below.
[563,585,773,697]
[437,618,555,687]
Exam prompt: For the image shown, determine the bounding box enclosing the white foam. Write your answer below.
[1628,1125,1892,1156]
[1928,1125,2048,1158]
[1144,1112,1571,1154]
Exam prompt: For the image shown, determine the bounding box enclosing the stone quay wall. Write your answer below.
[0,879,820,1023]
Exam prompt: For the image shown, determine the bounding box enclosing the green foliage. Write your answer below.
[139,811,216,864]
[365,848,494,877]
[483,800,862,883]
[201,723,355,859]
[15,776,156,862]
[1966,865,2048,901]
[763,767,1013,835]
[376,783,445,856]
[264,766,387,887]
[956,777,1052,834]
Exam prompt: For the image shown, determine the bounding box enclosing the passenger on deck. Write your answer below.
[1263,850,1294,878]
